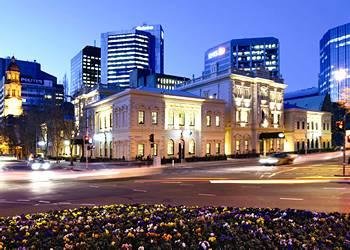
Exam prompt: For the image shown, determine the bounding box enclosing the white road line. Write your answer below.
[269,167,297,178]
[79,203,96,206]
[89,185,99,188]
[198,193,216,197]
[280,197,304,201]
[57,202,72,205]
[162,181,182,184]
[323,187,347,190]
[16,199,30,202]
[38,200,51,204]
[210,179,335,184]
[179,183,194,186]
[133,189,147,193]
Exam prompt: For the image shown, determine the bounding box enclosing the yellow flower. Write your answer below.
[208,236,216,242]
[257,217,264,225]
[127,232,135,238]
[25,232,30,237]
[105,229,109,235]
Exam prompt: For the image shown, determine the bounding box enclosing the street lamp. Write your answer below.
[334,69,349,176]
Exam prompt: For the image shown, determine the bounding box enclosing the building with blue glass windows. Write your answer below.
[203,37,280,78]
[0,57,63,112]
[101,24,164,88]
[319,23,350,102]
[70,46,101,98]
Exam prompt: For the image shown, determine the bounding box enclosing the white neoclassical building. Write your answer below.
[85,87,225,160]
[284,104,332,152]
[177,68,287,155]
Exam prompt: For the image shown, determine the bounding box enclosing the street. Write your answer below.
[1,151,350,217]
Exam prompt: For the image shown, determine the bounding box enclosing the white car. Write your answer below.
[29,159,51,170]
[259,153,297,166]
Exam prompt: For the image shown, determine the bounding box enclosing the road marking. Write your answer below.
[198,193,216,197]
[89,185,99,188]
[269,167,297,178]
[16,199,30,202]
[79,203,96,206]
[133,189,147,193]
[57,201,72,205]
[162,181,182,184]
[179,183,194,186]
[259,174,265,179]
[323,187,347,190]
[280,197,304,201]
[38,200,51,204]
[210,179,332,184]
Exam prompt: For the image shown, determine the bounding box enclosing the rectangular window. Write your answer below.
[315,123,318,130]
[151,111,158,125]
[244,140,249,151]
[137,144,144,157]
[297,121,300,129]
[215,143,220,154]
[311,122,314,130]
[110,113,112,128]
[302,121,305,129]
[206,143,211,154]
[138,111,145,124]
[153,143,158,156]
[236,140,240,152]
[179,112,185,126]
[323,123,325,130]
[168,111,174,125]
[189,113,195,126]
[215,115,220,127]
[307,123,310,129]
[104,116,107,128]
[206,115,211,126]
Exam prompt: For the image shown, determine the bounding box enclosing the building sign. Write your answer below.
[21,77,43,85]
[136,25,154,31]
[208,47,226,59]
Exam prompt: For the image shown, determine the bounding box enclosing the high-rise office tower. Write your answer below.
[70,45,101,97]
[319,23,350,102]
[101,24,164,87]
[204,37,280,78]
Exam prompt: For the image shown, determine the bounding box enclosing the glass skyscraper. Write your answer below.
[70,46,101,97]
[101,24,164,88]
[204,37,280,78]
[319,23,350,102]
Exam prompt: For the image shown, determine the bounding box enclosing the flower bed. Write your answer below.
[0,204,350,249]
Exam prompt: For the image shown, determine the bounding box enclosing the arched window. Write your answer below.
[189,140,195,154]
[167,139,174,155]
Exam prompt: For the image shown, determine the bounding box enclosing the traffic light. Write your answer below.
[336,120,344,130]
[149,134,154,143]
[84,135,92,144]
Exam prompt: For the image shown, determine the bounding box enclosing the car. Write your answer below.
[259,153,297,166]
[28,158,52,170]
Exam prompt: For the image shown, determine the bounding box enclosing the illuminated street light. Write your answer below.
[64,140,70,146]
[38,141,46,147]
[334,69,348,81]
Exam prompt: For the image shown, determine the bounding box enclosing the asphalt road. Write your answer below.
[1,152,350,217]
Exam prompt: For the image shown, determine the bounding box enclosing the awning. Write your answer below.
[259,132,285,139]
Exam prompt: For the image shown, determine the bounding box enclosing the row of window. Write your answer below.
[295,140,331,149]
[296,121,330,131]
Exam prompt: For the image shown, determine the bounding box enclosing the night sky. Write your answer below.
[1,0,349,92]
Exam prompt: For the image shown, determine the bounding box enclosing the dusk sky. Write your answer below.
[1,0,349,92]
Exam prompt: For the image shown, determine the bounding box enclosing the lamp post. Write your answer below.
[334,69,349,176]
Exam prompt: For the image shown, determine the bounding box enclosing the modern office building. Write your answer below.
[129,69,189,90]
[204,37,280,78]
[70,46,101,97]
[319,23,350,102]
[101,24,164,88]
[0,57,63,112]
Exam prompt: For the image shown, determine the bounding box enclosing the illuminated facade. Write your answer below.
[0,57,23,117]
[85,88,225,160]
[101,24,164,88]
[0,56,63,112]
[319,22,350,102]
[177,68,286,155]
[204,37,280,78]
[284,106,332,152]
[70,46,101,97]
